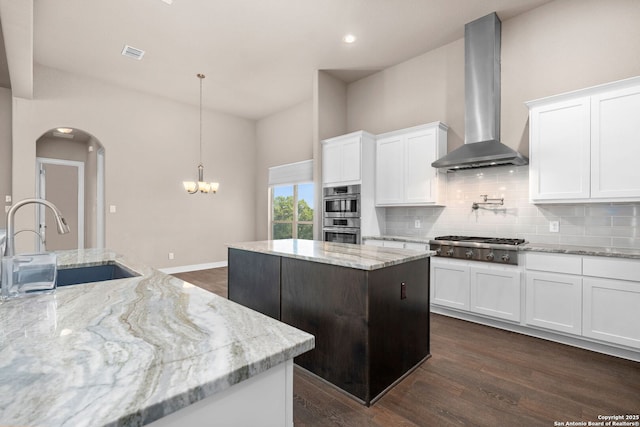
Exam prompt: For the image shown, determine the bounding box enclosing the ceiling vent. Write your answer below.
[121,45,145,60]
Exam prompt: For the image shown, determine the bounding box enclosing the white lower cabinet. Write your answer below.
[583,277,640,350]
[524,252,640,353]
[430,251,640,360]
[470,265,521,322]
[431,258,521,322]
[525,271,582,335]
[430,258,469,311]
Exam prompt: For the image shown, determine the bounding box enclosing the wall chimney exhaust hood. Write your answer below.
[432,12,528,171]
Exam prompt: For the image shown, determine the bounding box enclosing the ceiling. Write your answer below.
[28,0,552,120]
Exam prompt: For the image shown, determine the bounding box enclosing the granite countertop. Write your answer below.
[362,235,432,244]
[227,239,434,271]
[363,235,640,260]
[521,243,640,260]
[0,249,314,427]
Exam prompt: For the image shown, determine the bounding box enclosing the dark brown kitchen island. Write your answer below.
[227,239,433,405]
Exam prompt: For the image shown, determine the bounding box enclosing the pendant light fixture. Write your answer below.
[183,73,219,194]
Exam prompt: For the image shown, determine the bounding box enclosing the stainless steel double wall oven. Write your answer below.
[322,184,361,244]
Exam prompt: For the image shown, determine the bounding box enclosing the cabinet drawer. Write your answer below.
[525,252,582,274]
[583,257,640,282]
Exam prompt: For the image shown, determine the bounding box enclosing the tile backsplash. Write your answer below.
[382,165,640,249]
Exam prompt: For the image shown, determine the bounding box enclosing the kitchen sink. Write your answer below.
[56,263,139,287]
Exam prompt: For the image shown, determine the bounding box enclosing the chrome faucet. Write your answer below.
[3,198,70,257]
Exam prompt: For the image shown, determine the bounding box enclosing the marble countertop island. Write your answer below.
[227,239,432,405]
[0,249,314,427]
[227,239,434,271]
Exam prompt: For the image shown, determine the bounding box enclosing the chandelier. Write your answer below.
[183,73,219,194]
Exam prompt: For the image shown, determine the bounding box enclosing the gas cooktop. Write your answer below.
[429,236,526,265]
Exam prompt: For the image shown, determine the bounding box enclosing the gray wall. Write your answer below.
[11,65,257,268]
[0,87,11,210]
[255,99,313,240]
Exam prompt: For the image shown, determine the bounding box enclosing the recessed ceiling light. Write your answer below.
[343,34,356,44]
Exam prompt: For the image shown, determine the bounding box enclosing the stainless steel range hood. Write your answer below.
[432,12,528,171]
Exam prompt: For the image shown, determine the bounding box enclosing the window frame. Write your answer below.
[270,182,314,240]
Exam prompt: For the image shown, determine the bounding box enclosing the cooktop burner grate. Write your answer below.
[433,236,525,246]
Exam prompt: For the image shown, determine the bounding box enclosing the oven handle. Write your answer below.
[322,227,360,233]
[323,194,360,201]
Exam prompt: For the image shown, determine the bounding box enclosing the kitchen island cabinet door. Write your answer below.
[280,258,369,401]
[525,271,582,335]
[583,277,640,349]
[280,256,430,405]
[590,84,640,199]
[368,258,430,400]
[227,248,281,320]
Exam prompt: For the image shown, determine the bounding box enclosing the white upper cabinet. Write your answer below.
[375,122,448,206]
[322,131,373,187]
[591,84,640,199]
[375,134,404,205]
[528,97,591,201]
[527,76,640,203]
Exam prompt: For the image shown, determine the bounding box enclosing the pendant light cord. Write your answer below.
[197,73,205,166]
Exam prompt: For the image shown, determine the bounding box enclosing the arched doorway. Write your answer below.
[35,128,105,251]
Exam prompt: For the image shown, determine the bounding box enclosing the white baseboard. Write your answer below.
[159,261,227,275]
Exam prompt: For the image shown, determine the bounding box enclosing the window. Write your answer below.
[272,182,314,239]
[268,160,314,240]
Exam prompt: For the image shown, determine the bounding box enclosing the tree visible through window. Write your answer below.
[272,183,314,240]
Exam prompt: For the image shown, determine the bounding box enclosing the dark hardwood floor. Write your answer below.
[172,268,640,427]
[173,267,228,297]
